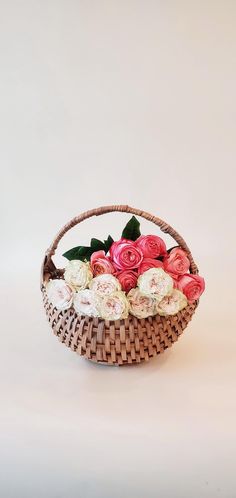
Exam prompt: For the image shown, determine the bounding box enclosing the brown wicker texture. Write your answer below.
[41,205,199,365]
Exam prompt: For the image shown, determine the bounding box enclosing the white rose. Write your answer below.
[64,260,93,290]
[46,279,74,310]
[73,289,99,317]
[97,291,129,320]
[89,273,121,297]
[127,288,156,319]
[156,289,187,316]
[138,267,173,300]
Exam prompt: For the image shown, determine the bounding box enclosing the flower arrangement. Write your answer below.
[46,216,205,320]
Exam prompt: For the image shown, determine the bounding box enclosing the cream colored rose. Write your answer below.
[46,279,74,310]
[156,289,187,316]
[73,289,99,317]
[138,267,173,300]
[97,291,129,320]
[64,260,93,290]
[89,273,121,297]
[127,288,156,319]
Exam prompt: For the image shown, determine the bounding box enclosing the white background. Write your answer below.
[1,1,236,497]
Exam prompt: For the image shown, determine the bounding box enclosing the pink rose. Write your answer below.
[116,270,138,292]
[135,235,167,259]
[177,274,205,302]
[110,239,143,270]
[164,247,190,278]
[138,258,164,276]
[90,250,115,276]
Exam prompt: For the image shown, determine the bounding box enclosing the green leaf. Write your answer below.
[63,245,93,261]
[63,235,115,262]
[90,238,106,252]
[78,246,94,260]
[121,216,141,241]
[104,235,114,253]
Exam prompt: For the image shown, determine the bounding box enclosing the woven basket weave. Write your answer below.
[41,205,199,365]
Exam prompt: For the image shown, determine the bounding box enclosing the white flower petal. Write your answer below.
[46,279,74,310]
[96,291,129,320]
[138,267,173,299]
[127,288,156,319]
[74,289,99,317]
[89,274,121,296]
[156,289,187,316]
[64,260,93,290]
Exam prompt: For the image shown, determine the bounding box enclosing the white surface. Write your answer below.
[0,1,236,497]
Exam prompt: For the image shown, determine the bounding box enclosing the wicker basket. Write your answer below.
[41,205,199,365]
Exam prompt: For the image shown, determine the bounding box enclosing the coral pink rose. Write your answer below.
[110,239,143,270]
[135,235,167,258]
[116,270,138,292]
[90,250,115,276]
[177,274,205,302]
[138,258,164,275]
[164,247,190,278]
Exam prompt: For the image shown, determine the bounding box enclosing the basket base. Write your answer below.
[42,285,198,366]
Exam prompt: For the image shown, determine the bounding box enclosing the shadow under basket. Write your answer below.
[41,205,199,366]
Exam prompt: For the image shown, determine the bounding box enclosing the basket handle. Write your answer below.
[41,205,199,284]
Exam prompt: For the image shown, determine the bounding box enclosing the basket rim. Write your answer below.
[41,282,199,327]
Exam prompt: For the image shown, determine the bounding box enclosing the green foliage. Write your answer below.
[103,235,114,253]
[63,235,114,261]
[63,216,142,261]
[121,216,141,241]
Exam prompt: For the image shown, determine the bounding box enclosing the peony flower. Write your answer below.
[138,258,164,275]
[127,288,156,319]
[156,289,188,316]
[164,247,190,278]
[89,273,121,296]
[177,274,205,302]
[110,239,143,270]
[138,267,173,300]
[135,235,167,259]
[64,260,93,290]
[116,269,138,293]
[74,289,99,317]
[46,279,74,310]
[90,250,115,276]
[97,291,129,320]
